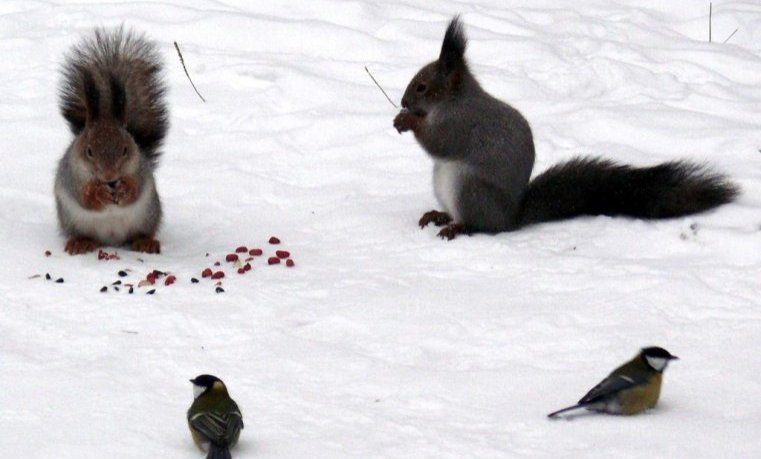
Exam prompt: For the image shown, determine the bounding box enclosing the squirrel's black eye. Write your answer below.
[122,147,128,157]
[416,83,427,93]
[86,147,94,159]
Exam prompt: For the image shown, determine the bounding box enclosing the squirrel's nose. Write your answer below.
[105,180,119,189]
[401,98,409,109]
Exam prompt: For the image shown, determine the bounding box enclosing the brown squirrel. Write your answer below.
[55,27,168,255]
[394,17,738,240]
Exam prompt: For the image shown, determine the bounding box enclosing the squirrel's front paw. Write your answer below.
[131,237,160,254]
[82,182,115,210]
[393,109,421,134]
[65,237,99,255]
[114,177,139,206]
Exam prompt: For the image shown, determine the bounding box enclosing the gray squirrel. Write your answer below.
[55,27,168,254]
[394,17,738,240]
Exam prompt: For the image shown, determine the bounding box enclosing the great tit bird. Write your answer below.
[188,375,244,459]
[548,346,678,418]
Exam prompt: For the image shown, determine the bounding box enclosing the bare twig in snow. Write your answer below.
[723,28,738,44]
[709,3,712,43]
[174,41,206,103]
[365,66,398,108]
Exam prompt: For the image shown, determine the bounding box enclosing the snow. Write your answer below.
[1,1,760,457]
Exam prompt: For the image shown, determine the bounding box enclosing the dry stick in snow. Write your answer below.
[365,66,397,108]
[174,41,206,102]
[723,28,739,44]
[709,3,712,43]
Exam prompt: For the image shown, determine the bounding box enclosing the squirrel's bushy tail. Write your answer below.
[206,444,233,459]
[517,157,738,227]
[59,26,168,164]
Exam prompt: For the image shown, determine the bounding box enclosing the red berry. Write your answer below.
[268,237,280,244]
[243,263,252,272]
[235,246,248,253]
[267,257,280,265]
[225,254,239,262]
[146,272,157,284]
[202,268,213,278]
[249,248,263,256]
[237,268,245,274]
[286,259,295,267]
[211,271,225,279]
[276,250,290,259]
[164,275,176,286]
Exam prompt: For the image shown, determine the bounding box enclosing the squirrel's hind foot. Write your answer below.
[437,223,469,240]
[419,210,452,228]
[131,237,160,254]
[65,237,99,255]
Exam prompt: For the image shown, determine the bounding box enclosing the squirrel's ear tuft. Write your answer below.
[439,15,467,74]
[83,70,100,123]
[110,74,127,125]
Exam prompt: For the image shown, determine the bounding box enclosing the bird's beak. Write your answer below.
[670,356,679,360]
[189,379,195,383]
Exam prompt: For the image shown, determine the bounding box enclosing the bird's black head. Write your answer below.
[190,374,222,387]
[640,347,679,372]
[190,374,226,398]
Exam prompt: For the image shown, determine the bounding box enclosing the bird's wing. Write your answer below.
[578,373,647,405]
[189,406,243,445]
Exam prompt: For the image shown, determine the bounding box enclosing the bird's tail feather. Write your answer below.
[547,404,586,418]
[206,444,232,459]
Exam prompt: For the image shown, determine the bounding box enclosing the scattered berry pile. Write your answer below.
[196,237,296,293]
[34,236,296,295]
[97,249,120,261]
[96,269,170,295]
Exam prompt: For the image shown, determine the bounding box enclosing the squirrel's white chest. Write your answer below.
[56,180,156,245]
[433,160,465,222]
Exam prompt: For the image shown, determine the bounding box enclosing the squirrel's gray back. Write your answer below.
[424,80,536,203]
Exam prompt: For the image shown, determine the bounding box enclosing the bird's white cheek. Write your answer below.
[646,356,668,371]
[193,385,205,399]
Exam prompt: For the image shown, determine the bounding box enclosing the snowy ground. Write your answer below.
[1,1,760,457]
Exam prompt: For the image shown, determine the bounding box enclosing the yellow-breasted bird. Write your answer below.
[187,375,244,459]
[548,346,678,418]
